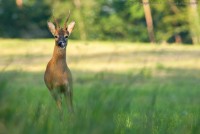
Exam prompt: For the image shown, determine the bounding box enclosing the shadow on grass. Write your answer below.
[0,68,200,134]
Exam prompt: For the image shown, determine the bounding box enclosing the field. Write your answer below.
[0,39,200,134]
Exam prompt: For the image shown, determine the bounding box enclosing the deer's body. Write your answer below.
[44,12,75,113]
[44,45,71,92]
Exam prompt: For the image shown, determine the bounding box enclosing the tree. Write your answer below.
[73,0,87,40]
[0,0,51,38]
[142,0,155,43]
[188,0,200,44]
[151,0,191,44]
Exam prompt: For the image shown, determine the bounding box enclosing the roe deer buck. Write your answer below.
[44,12,75,113]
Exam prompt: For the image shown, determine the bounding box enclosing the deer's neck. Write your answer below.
[52,44,67,63]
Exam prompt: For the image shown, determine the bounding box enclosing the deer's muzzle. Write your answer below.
[58,41,66,48]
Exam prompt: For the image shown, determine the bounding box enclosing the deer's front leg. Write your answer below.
[50,89,63,116]
[64,86,74,113]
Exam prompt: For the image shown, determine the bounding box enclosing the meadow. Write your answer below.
[0,39,200,134]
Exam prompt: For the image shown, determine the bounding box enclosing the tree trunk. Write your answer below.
[189,0,200,44]
[142,0,155,43]
[175,34,182,44]
[16,0,23,8]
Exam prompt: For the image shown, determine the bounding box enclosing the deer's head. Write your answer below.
[47,11,75,49]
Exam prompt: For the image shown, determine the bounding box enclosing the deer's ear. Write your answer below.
[47,22,56,35]
[67,21,75,35]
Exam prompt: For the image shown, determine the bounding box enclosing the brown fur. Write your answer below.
[44,45,73,113]
[44,15,75,113]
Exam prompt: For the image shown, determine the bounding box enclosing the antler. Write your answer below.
[53,15,59,29]
[52,10,59,29]
[64,10,71,30]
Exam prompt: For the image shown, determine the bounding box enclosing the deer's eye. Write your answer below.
[64,35,68,38]
[54,35,58,38]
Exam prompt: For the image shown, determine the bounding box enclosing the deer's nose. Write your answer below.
[58,41,64,46]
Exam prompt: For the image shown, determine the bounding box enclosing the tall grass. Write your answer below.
[0,39,200,134]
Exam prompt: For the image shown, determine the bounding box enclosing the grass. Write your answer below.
[0,39,200,134]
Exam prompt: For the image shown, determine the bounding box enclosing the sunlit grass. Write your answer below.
[1,39,200,72]
[0,39,200,134]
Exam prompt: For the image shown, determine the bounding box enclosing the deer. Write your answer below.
[44,11,75,114]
